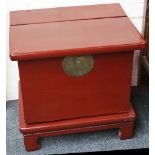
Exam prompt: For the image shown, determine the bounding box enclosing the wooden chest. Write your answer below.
[9,3,146,151]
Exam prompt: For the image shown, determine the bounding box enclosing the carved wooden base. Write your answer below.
[24,135,40,151]
[22,122,135,151]
[19,89,136,151]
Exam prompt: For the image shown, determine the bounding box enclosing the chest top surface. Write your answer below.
[9,3,146,61]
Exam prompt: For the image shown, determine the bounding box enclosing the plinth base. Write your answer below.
[19,90,136,151]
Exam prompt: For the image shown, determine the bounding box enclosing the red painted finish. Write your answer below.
[23,122,134,151]
[19,86,135,151]
[10,16,145,61]
[19,52,134,124]
[9,3,146,151]
[10,3,126,26]
[24,136,40,151]
[19,83,136,134]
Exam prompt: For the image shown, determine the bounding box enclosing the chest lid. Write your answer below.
[9,3,146,61]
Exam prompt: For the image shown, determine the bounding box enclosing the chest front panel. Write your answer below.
[19,51,133,124]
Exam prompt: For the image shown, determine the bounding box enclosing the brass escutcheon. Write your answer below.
[62,55,94,77]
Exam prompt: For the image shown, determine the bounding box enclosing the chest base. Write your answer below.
[19,85,136,151]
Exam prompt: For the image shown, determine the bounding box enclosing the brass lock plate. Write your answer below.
[62,55,94,77]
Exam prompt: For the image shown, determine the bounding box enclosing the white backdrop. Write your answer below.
[6,0,147,101]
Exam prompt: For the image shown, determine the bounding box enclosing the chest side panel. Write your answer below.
[19,52,134,124]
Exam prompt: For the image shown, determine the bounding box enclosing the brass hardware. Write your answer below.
[62,55,94,77]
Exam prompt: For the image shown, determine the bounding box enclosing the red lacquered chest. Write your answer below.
[9,3,146,151]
